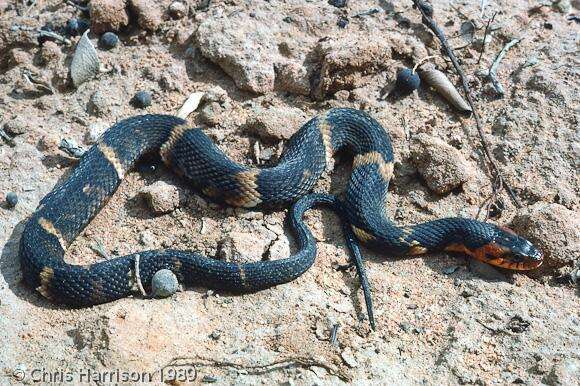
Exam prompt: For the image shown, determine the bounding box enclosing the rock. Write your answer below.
[4,117,27,135]
[196,16,278,94]
[203,86,229,104]
[511,203,579,268]
[88,91,111,116]
[129,0,163,31]
[274,61,311,96]
[140,181,180,214]
[245,105,306,140]
[89,0,130,34]
[409,133,474,194]
[151,269,179,298]
[168,1,187,19]
[312,36,392,99]
[199,102,225,126]
[84,122,108,144]
[38,41,61,65]
[218,231,273,263]
[341,348,358,368]
[5,192,18,208]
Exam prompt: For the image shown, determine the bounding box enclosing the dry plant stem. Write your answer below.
[477,11,498,64]
[412,55,439,73]
[160,355,351,382]
[134,254,147,297]
[412,0,522,209]
[488,38,522,96]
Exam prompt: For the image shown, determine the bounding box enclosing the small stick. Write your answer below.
[37,30,72,45]
[0,128,16,146]
[330,323,340,346]
[134,254,147,297]
[476,11,498,64]
[411,0,522,209]
[488,38,522,97]
[412,55,439,73]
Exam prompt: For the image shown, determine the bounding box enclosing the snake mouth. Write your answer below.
[445,242,544,271]
[480,255,543,271]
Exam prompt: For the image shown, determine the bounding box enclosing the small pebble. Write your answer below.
[168,1,187,19]
[395,67,421,95]
[151,269,179,298]
[337,16,349,28]
[65,19,90,36]
[201,375,218,383]
[6,192,18,208]
[329,0,348,8]
[132,91,152,108]
[99,32,119,49]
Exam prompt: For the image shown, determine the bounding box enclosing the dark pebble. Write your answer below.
[65,19,90,36]
[6,192,18,208]
[337,16,349,28]
[201,375,218,383]
[132,91,152,108]
[100,32,119,49]
[395,67,421,95]
[329,0,348,8]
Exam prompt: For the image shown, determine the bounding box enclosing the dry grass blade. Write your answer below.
[419,68,472,112]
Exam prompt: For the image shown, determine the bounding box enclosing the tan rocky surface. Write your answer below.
[0,0,578,384]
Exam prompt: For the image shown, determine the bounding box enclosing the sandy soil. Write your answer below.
[1,0,578,384]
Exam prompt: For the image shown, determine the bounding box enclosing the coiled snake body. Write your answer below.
[19,108,542,310]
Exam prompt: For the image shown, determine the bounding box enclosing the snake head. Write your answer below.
[445,225,543,270]
[476,226,543,270]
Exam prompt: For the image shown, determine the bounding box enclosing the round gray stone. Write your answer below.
[151,269,179,298]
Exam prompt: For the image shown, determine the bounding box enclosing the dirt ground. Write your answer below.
[1,0,579,384]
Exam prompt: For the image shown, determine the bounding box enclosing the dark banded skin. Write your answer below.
[19,108,543,307]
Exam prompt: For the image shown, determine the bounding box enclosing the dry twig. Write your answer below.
[411,0,522,209]
[476,11,498,64]
[488,38,522,96]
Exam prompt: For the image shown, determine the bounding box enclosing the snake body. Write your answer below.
[19,108,543,306]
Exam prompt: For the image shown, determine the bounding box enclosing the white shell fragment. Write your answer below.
[151,269,179,298]
[176,92,205,119]
[70,30,100,87]
[418,68,472,113]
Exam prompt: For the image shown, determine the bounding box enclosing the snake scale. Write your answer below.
[19,108,543,317]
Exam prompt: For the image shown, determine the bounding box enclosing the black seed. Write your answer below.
[100,32,119,49]
[65,19,79,35]
[132,91,152,108]
[329,0,348,8]
[337,16,349,28]
[77,19,90,35]
[395,67,421,95]
[6,192,18,208]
